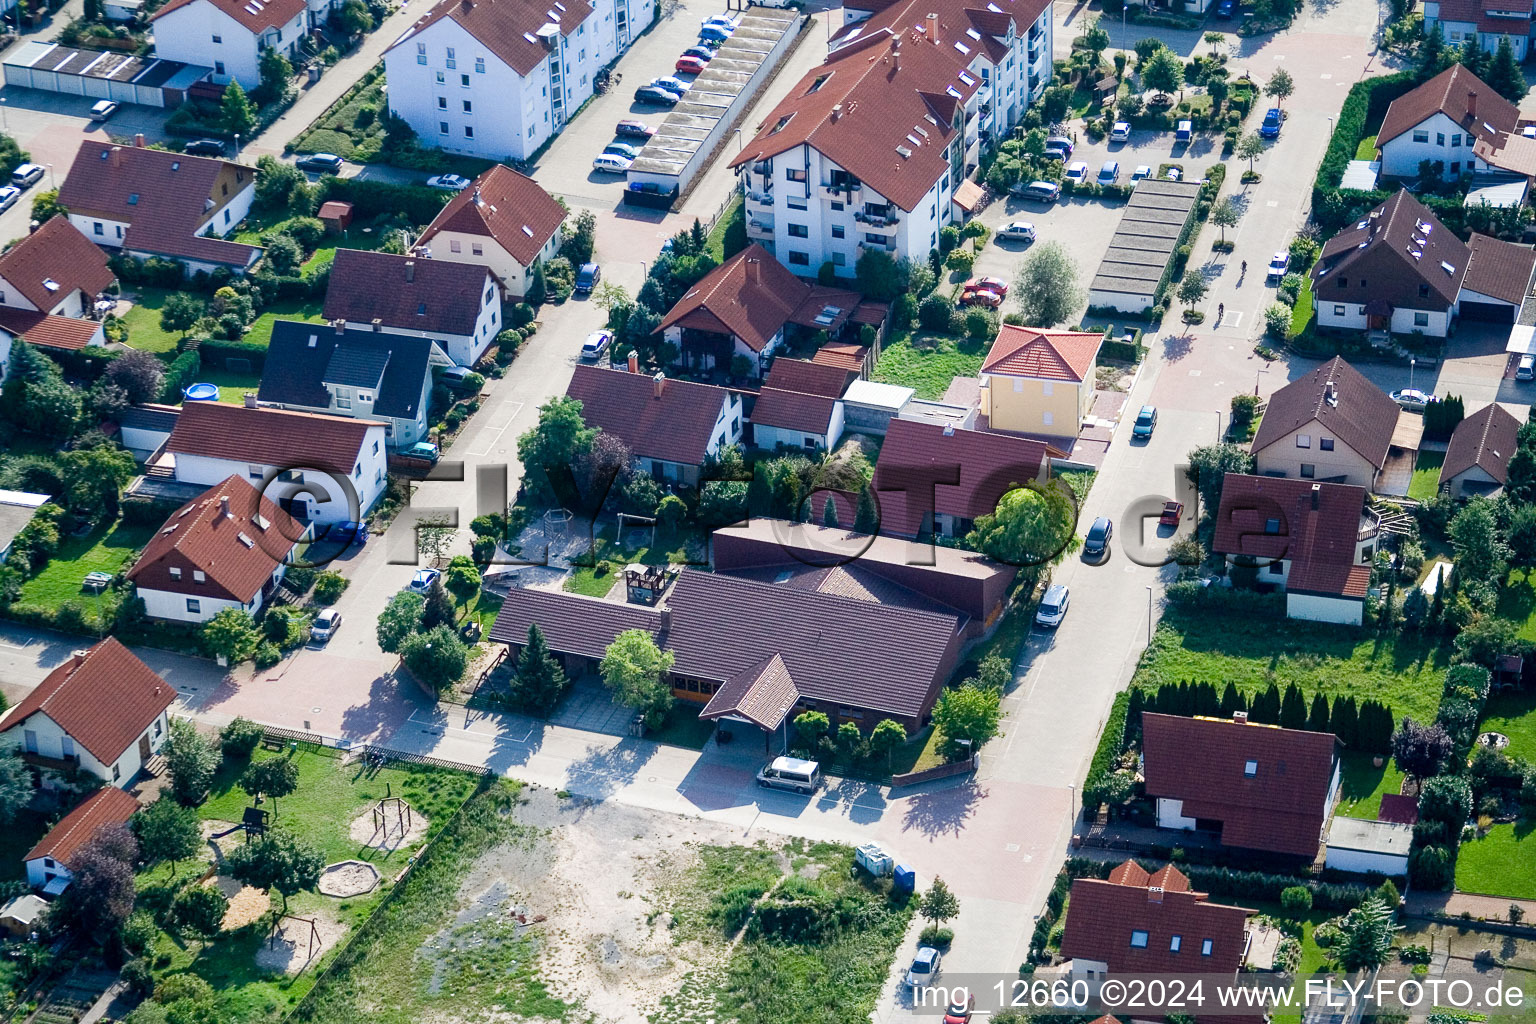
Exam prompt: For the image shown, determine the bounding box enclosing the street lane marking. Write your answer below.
[464,401,526,456]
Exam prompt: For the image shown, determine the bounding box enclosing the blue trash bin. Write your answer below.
[893,865,916,895]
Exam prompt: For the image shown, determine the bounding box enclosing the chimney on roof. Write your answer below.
[220,495,232,519]
[659,607,672,634]
[653,371,666,399]
[1311,482,1321,510]
[404,260,416,283]
[1233,710,1249,725]
[134,133,145,148]
[1147,886,1164,904]
[927,11,938,44]
[747,257,760,284]
[243,393,257,409]
[893,37,901,70]
[627,349,640,373]
[1468,90,1478,119]
[831,103,843,121]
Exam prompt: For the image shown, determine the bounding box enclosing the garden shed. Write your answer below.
[1324,816,1412,877]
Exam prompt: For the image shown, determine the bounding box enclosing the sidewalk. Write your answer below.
[1405,891,1536,925]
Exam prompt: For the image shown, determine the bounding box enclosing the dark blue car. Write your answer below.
[1215,0,1235,16]
[1259,108,1283,139]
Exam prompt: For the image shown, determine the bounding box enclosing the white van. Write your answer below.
[1518,353,1536,381]
[756,756,821,794]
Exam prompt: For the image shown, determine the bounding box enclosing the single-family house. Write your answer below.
[0,490,51,564]
[23,787,140,893]
[0,637,175,788]
[1440,401,1521,496]
[414,164,566,300]
[1143,711,1343,858]
[322,249,502,367]
[382,0,655,164]
[259,319,454,449]
[150,0,308,89]
[0,217,116,319]
[1212,473,1379,625]
[1424,1,1536,60]
[160,399,389,524]
[57,140,261,274]
[750,358,854,451]
[1377,65,1522,182]
[1311,190,1536,336]
[870,418,1062,538]
[1325,816,1413,877]
[1250,357,1403,489]
[564,363,743,486]
[128,475,308,624]
[978,325,1104,440]
[657,245,864,379]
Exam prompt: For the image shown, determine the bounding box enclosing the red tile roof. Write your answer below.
[981,326,1103,382]
[1062,859,1254,975]
[1141,713,1340,858]
[24,787,139,867]
[871,418,1063,536]
[128,475,303,604]
[1378,63,1519,149]
[417,164,566,269]
[812,341,869,374]
[1378,793,1420,825]
[751,387,838,435]
[0,217,115,312]
[1441,402,1521,487]
[564,365,732,467]
[388,0,595,78]
[152,0,305,33]
[323,249,494,338]
[658,246,859,354]
[0,638,173,766]
[763,358,854,398]
[1463,232,1536,305]
[1432,0,1532,34]
[166,401,382,478]
[1211,474,1371,599]
[0,308,104,351]
[57,142,261,268]
[1251,356,1402,472]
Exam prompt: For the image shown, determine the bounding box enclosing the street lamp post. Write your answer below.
[46,163,53,189]
[1255,366,1267,396]
[1,97,9,135]
[1216,409,1222,441]
[1409,356,1416,391]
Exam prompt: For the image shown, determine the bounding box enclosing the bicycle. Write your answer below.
[1217,303,1225,321]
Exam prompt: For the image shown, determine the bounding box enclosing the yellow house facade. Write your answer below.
[978,326,1104,440]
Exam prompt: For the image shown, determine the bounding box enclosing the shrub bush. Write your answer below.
[253,642,280,669]
[1081,690,1131,808]
[918,294,953,331]
[919,925,955,947]
[313,571,349,604]
[220,718,264,759]
[1280,886,1313,913]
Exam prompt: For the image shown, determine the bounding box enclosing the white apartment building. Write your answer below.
[150,0,308,89]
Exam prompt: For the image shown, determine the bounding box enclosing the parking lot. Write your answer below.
[969,187,1126,325]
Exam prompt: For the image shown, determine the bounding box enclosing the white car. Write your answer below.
[1132,165,1152,181]
[1267,251,1291,279]
[907,946,942,988]
[89,99,119,121]
[0,186,20,213]
[409,568,441,593]
[1391,388,1431,410]
[1064,160,1089,185]
[426,174,471,191]
[1110,121,1132,142]
[592,153,633,174]
[311,609,341,642]
[581,330,613,360]
[1165,167,1183,181]
[1000,221,1036,242]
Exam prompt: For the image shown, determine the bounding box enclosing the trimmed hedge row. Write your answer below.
[317,177,452,228]
[1314,72,1416,199]
[196,339,270,374]
[1080,689,1131,809]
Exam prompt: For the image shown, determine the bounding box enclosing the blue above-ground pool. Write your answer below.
[183,382,219,401]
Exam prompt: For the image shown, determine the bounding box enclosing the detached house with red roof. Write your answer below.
[0,638,174,790]
[323,248,502,366]
[24,787,140,893]
[1424,5,1536,60]
[0,217,116,367]
[1375,64,1532,183]
[978,325,1104,441]
[150,0,307,88]
[1440,401,1521,497]
[382,0,655,163]
[1142,712,1342,859]
[128,475,308,623]
[750,357,855,451]
[414,164,566,300]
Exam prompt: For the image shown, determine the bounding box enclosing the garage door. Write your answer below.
[1461,300,1515,323]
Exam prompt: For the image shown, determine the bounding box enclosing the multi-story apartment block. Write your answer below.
[383,0,654,162]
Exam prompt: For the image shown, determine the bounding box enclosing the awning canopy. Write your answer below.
[699,652,799,731]
[952,179,985,214]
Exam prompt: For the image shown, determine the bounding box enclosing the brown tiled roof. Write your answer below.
[1062,858,1255,974]
[1378,63,1519,148]
[0,217,114,311]
[24,787,139,867]
[700,652,799,730]
[0,308,103,351]
[751,387,838,435]
[1251,356,1401,471]
[658,246,841,354]
[417,165,566,268]
[1474,130,1536,177]
[764,358,854,398]
[166,401,381,477]
[317,201,353,220]
[1432,0,1532,33]
[0,638,173,765]
[1441,402,1521,486]
[487,587,662,658]
[1313,191,1468,313]
[323,249,493,337]
[871,418,1063,536]
[1463,233,1536,305]
[1211,474,1371,599]
[387,0,594,78]
[811,341,869,373]
[128,475,302,604]
[981,326,1103,382]
[151,0,305,32]
[1378,793,1420,825]
[1142,713,1340,858]
[57,142,260,268]
[565,365,731,467]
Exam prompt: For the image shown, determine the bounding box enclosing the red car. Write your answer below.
[1159,501,1184,527]
[964,275,1009,298]
[959,288,1003,309]
[675,55,708,74]
[943,996,974,1024]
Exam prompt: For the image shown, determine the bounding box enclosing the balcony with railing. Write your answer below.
[822,180,862,200]
[22,751,80,773]
[746,213,775,237]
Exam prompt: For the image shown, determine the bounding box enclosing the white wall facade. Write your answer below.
[195,179,258,240]
[69,213,130,247]
[1379,112,1481,181]
[137,560,289,623]
[1324,845,1409,875]
[152,1,306,88]
[1156,796,1199,830]
[172,428,388,524]
[1,708,169,787]
[1286,592,1365,625]
[1423,3,1532,59]
[420,226,559,299]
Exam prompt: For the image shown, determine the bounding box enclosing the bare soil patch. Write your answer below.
[255,911,346,975]
[318,859,381,898]
[349,800,429,852]
[207,875,270,930]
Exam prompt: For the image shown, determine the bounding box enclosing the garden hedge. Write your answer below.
[1081,689,1131,809]
[318,177,451,227]
[197,339,270,374]
[1066,857,1375,911]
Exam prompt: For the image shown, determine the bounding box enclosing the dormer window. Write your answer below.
[1419,284,1430,298]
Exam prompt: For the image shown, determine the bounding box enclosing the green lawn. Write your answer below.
[1408,450,1445,502]
[1497,572,1536,642]
[1355,134,1378,160]
[562,527,694,597]
[118,287,185,353]
[1479,689,1536,760]
[1137,604,1449,722]
[244,296,328,347]
[1245,899,1333,1024]
[199,367,265,404]
[1289,271,1314,339]
[1455,823,1536,899]
[18,520,155,612]
[1335,750,1405,820]
[871,330,987,399]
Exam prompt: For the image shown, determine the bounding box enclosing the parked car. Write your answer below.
[615,118,657,137]
[1064,160,1089,185]
[575,262,601,294]
[1083,517,1113,561]
[9,163,43,189]
[89,100,119,121]
[409,568,441,593]
[603,142,642,159]
[1132,164,1152,181]
[1000,221,1036,242]
[182,139,226,157]
[1159,501,1184,527]
[405,441,440,462]
[1109,121,1132,142]
[701,12,734,27]
[0,186,21,213]
[1132,405,1158,440]
[1044,135,1074,158]
[944,997,975,1024]
[965,276,1008,298]
[1015,180,1061,202]
[592,153,633,173]
[755,755,820,794]
[1267,251,1290,280]
[1259,107,1283,139]
[426,173,472,191]
[1035,584,1069,628]
[682,45,716,62]
[650,76,690,94]
[581,330,613,360]
[1391,388,1431,410]
[1520,354,1536,381]
[635,85,681,105]
[1165,166,1183,180]
[1097,160,1120,184]
[311,609,342,642]
[959,288,1003,309]
[440,365,478,391]
[296,153,344,174]
[675,55,708,74]
[1215,0,1235,14]
[906,947,942,989]
[330,521,368,546]
[699,22,733,42]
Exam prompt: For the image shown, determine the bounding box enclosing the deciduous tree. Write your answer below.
[239,756,299,816]
[964,480,1080,567]
[1012,241,1082,328]
[400,625,469,694]
[132,798,202,874]
[376,590,424,654]
[600,629,675,728]
[1265,68,1294,109]
[226,828,323,912]
[165,718,218,805]
[1391,717,1454,785]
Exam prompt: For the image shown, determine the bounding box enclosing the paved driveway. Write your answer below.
[969,191,1124,323]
